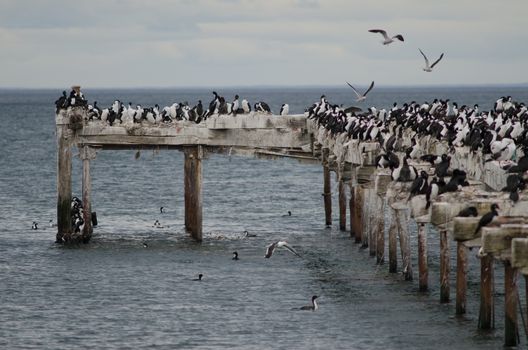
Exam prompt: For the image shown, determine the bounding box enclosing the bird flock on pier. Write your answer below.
[309,94,528,208]
[55,88,288,126]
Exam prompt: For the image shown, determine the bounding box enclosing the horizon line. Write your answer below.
[0,82,527,90]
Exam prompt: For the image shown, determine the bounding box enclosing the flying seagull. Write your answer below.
[368,29,404,45]
[265,241,302,258]
[419,49,444,72]
[346,81,375,102]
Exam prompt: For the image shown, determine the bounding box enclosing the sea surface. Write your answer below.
[1,86,528,349]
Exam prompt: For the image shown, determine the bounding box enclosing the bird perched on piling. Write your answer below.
[376,152,400,169]
[391,156,418,182]
[434,154,451,178]
[425,177,444,210]
[457,206,478,217]
[502,174,526,203]
[408,170,429,200]
[474,203,500,235]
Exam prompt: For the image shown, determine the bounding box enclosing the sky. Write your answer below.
[0,0,527,88]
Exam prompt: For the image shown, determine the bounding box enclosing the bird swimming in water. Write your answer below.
[32,221,38,230]
[244,230,257,238]
[346,81,375,102]
[160,207,165,214]
[474,203,500,235]
[193,274,203,281]
[265,241,302,258]
[232,251,239,260]
[419,49,444,72]
[282,211,292,217]
[368,29,404,45]
[142,242,148,248]
[457,206,478,217]
[299,295,319,311]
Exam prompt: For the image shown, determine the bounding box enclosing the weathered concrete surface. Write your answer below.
[58,112,312,152]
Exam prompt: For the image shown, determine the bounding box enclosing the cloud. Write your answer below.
[0,0,527,87]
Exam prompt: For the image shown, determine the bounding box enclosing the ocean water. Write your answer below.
[1,86,527,349]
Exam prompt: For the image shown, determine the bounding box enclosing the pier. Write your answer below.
[56,92,528,347]
[56,106,313,243]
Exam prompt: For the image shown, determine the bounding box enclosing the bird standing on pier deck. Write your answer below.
[298,295,319,311]
[241,99,251,113]
[280,104,289,116]
[265,241,301,258]
[474,203,500,235]
[368,29,404,45]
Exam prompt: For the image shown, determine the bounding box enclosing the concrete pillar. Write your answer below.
[184,146,203,241]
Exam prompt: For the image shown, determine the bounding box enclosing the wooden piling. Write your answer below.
[440,229,450,303]
[396,206,412,281]
[478,254,495,330]
[504,261,519,347]
[455,242,468,315]
[418,223,428,292]
[388,207,398,273]
[368,188,376,256]
[56,117,72,243]
[80,146,97,243]
[376,196,385,264]
[184,146,203,241]
[322,149,332,226]
[353,185,364,244]
[349,183,355,238]
[339,178,347,231]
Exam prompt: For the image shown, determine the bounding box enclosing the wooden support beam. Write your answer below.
[440,229,450,303]
[349,183,355,238]
[504,261,519,347]
[184,146,203,241]
[339,178,347,231]
[456,241,468,315]
[478,254,495,330]
[56,121,72,243]
[418,223,428,292]
[80,146,97,243]
[322,149,332,227]
[376,196,385,265]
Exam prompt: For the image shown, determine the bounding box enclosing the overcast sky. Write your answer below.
[1,0,527,88]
